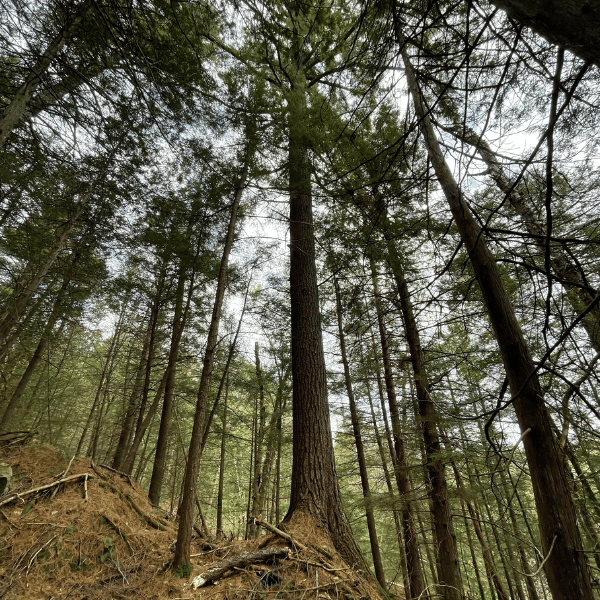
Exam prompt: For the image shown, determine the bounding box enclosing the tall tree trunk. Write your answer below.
[216,375,229,539]
[76,300,127,455]
[438,115,600,352]
[364,369,409,589]
[369,241,462,599]
[112,308,153,470]
[173,144,252,570]
[250,363,290,529]
[248,342,266,538]
[120,265,167,474]
[334,278,387,587]
[199,273,252,454]
[369,263,428,599]
[148,260,189,506]
[395,12,594,599]
[0,271,71,431]
[0,206,83,344]
[460,498,487,600]
[281,35,364,570]
[447,452,509,600]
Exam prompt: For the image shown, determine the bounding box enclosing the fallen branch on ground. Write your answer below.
[92,470,169,531]
[251,518,307,551]
[193,546,290,588]
[98,464,135,487]
[0,473,94,507]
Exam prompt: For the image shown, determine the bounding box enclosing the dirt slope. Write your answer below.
[0,442,391,600]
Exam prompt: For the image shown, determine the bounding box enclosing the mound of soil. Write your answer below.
[0,443,389,600]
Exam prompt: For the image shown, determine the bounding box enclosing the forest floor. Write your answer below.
[0,441,390,600]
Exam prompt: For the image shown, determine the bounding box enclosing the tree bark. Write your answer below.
[250,363,290,529]
[281,45,364,570]
[216,375,229,539]
[487,0,600,67]
[148,260,189,505]
[120,265,167,474]
[369,263,428,599]
[248,342,266,537]
[111,307,153,471]
[367,226,462,599]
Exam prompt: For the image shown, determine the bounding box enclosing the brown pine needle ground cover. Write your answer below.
[0,443,392,600]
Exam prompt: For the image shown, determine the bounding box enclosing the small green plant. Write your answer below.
[100,536,117,564]
[21,497,35,516]
[36,548,51,562]
[173,561,192,579]
[63,525,76,535]
[70,559,92,573]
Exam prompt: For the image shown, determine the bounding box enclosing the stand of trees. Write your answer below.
[2,1,600,599]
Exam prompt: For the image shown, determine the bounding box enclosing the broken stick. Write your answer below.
[0,473,94,507]
[193,546,289,587]
[250,518,307,552]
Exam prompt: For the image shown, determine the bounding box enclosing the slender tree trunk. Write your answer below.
[369,245,462,599]
[250,363,290,529]
[216,375,229,539]
[449,456,508,600]
[76,301,127,455]
[245,399,256,541]
[199,274,252,454]
[248,342,266,537]
[173,144,252,570]
[334,278,387,587]
[274,409,282,524]
[460,498,487,600]
[369,264,427,598]
[395,12,594,599]
[149,261,189,505]
[121,267,167,474]
[112,308,153,470]
[0,272,71,431]
[0,207,83,344]
[439,115,600,351]
[364,372,408,588]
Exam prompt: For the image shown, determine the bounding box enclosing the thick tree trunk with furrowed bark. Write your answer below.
[282,39,364,571]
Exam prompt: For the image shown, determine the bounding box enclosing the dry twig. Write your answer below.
[0,473,94,507]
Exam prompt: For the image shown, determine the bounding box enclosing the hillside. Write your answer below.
[0,441,386,600]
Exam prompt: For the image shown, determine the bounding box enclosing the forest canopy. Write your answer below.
[1,1,600,599]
